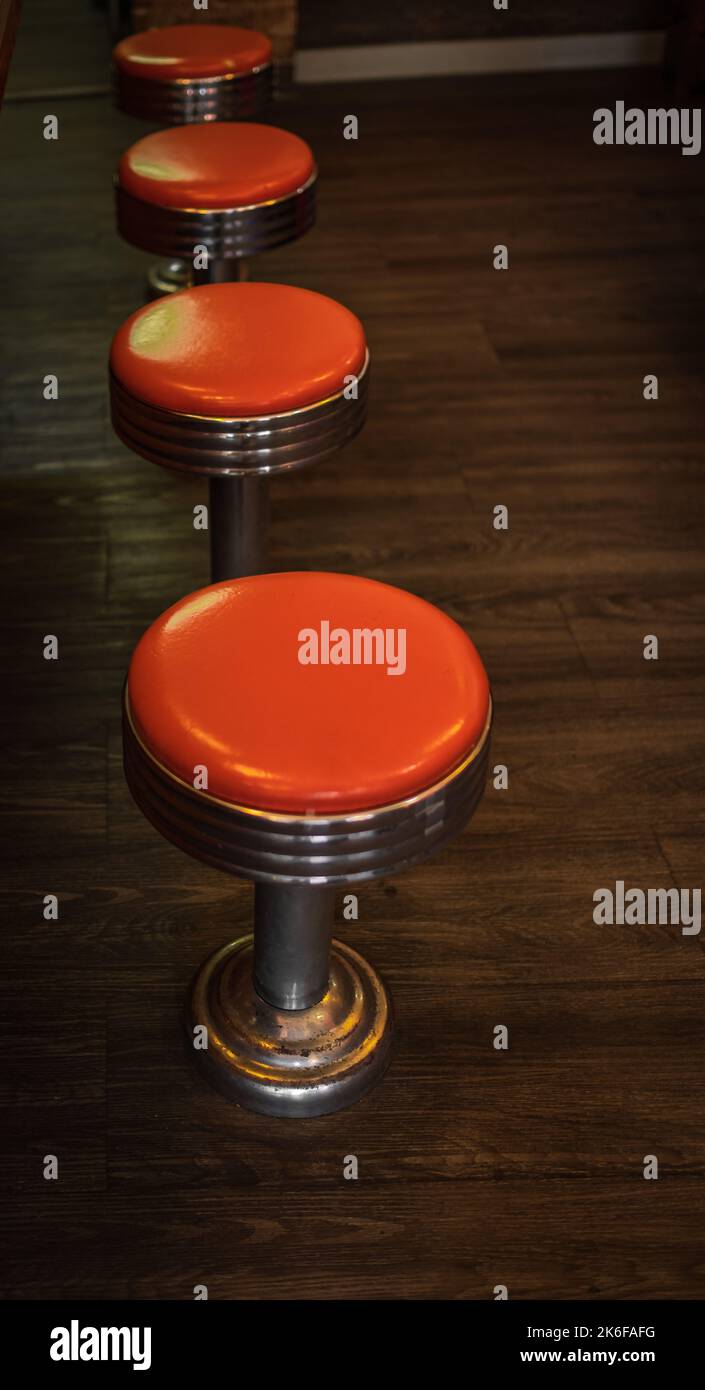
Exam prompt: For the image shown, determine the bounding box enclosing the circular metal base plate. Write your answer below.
[186,936,393,1117]
[146,258,193,299]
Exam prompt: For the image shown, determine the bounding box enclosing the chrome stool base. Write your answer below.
[187,934,393,1117]
[147,258,192,299]
[145,256,248,300]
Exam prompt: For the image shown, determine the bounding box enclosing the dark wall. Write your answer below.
[0,0,20,106]
[297,1,671,48]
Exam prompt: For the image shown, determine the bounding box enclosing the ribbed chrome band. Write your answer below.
[110,353,369,478]
[113,64,273,124]
[115,172,317,260]
[123,692,492,886]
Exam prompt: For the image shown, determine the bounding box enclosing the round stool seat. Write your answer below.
[115,125,316,264]
[113,25,272,124]
[124,573,492,882]
[114,24,272,81]
[109,283,368,476]
[118,123,315,210]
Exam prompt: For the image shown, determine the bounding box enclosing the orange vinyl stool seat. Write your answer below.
[127,572,491,815]
[123,572,492,1116]
[115,123,317,276]
[109,282,368,581]
[113,24,273,123]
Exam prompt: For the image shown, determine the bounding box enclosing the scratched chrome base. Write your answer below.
[146,258,192,299]
[186,935,393,1117]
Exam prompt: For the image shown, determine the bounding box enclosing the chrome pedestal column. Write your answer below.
[110,353,369,582]
[254,884,334,1010]
[208,475,269,580]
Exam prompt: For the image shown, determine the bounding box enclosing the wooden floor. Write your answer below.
[1,8,704,1300]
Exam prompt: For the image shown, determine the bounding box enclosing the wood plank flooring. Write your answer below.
[0,17,703,1298]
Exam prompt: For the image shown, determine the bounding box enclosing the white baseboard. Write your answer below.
[295,31,665,84]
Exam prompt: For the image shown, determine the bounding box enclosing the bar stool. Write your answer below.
[116,123,316,288]
[112,24,273,124]
[109,282,368,579]
[123,571,492,1116]
[113,24,273,295]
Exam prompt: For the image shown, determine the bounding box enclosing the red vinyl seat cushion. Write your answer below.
[109,282,367,418]
[127,573,491,816]
[117,123,315,211]
[113,24,272,82]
